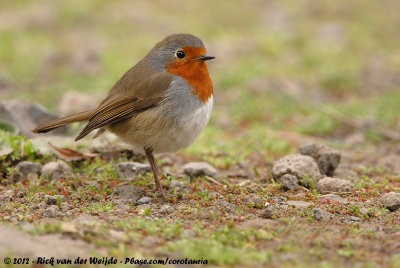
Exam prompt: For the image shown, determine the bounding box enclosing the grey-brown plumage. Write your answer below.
[32,33,214,193]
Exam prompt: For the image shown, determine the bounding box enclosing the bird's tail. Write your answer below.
[32,109,95,134]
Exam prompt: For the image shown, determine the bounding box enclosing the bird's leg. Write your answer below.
[144,145,164,193]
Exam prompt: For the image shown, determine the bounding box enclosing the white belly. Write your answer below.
[152,96,213,152]
[110,95,213,154]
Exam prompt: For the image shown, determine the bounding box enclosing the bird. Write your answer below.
[32,33,215,193]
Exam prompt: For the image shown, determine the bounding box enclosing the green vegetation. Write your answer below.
[1,0,400,267]
[0,130,38,171]
[1,0,400,161]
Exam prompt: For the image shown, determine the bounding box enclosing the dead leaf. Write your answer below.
[49,143,98,160]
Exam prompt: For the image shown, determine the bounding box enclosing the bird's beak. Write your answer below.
[193,54,215,61]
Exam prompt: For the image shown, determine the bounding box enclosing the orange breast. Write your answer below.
[167,47,213,103]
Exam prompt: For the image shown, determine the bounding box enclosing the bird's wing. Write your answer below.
[75,72,172,141]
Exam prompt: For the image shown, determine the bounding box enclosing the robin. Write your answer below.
[32,33,215,193]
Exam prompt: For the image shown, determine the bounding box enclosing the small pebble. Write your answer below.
[272,154,322,187]
[260,207,274,219]
[316,177,353,194]
[299,143,341,176]
[276,174,299,191]
[159,205,172,214]
[380,192,400,211]
[183,162,218,177]
[313,208,331,222]
[15,161,43,177]
[43,206,58,218]
[314,209,323,221]
[117,162,151,178]
[136,197,152,205]
[350,216,362,222]
[42,161,73,180]
[287,200,312,209]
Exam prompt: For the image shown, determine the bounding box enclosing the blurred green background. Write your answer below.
[1,0,400,165]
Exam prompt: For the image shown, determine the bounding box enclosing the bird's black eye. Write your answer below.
[176,50,186,59]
